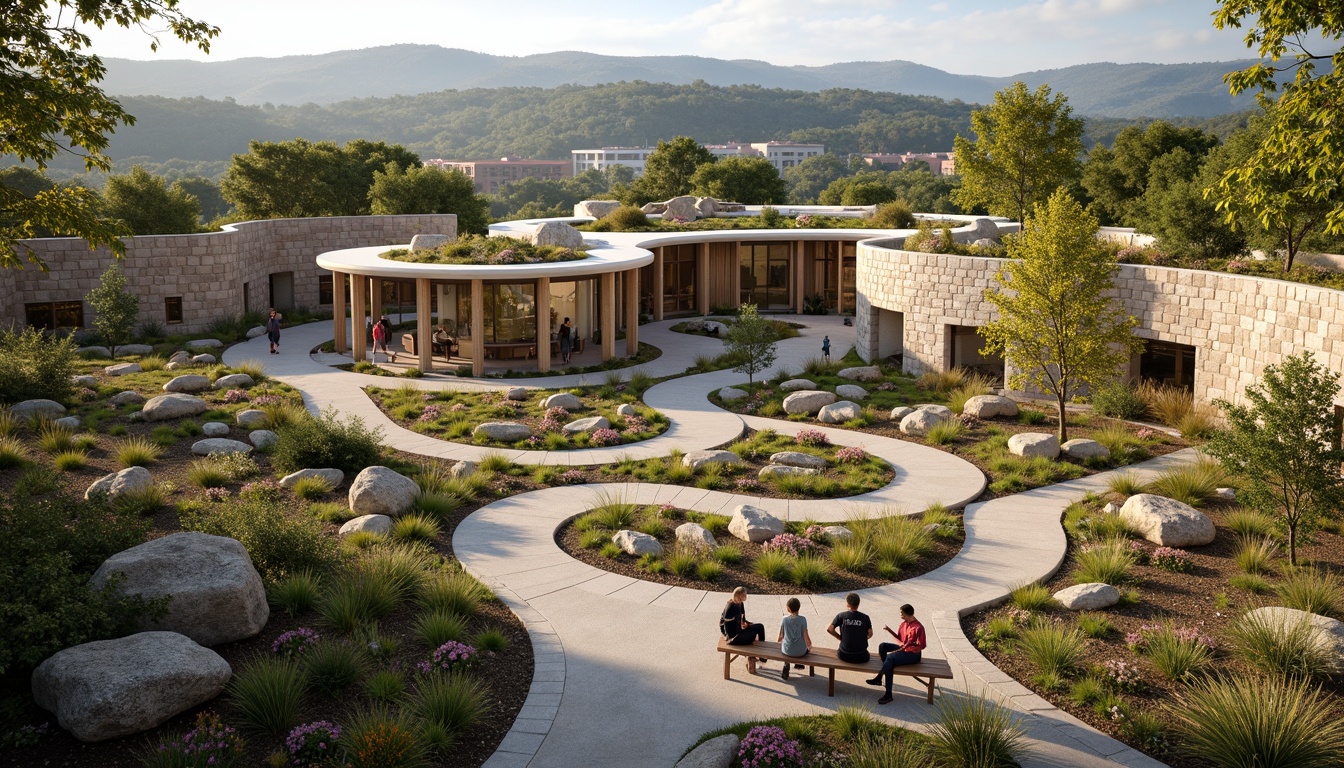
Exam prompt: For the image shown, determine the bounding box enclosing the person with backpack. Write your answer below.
[822,335,831,363]
[720,586,767,674]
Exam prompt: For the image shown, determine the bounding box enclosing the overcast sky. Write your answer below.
[86,0,1255,75]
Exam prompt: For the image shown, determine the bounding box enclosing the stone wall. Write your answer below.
[4,215,455,334]
[856,238,1344,408]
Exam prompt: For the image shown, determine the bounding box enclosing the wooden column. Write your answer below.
[600,272,616,361]
[471,279,485,377]
[332,271,347,354]
[794,240,805,314]
[732,242,742,309]
[416,278,432,373]
[351,273,367,362]
[536,277,551,373]
[370,278,382,326]
[836,240,845,314]
[624,268,639,357]
[697,241,710,315]
[652,247,664,321]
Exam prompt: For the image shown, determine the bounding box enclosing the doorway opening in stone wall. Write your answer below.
[269,272,295,312]
[1137,339,1196,391]
[944,324,1004,385]
[876,309,904,366]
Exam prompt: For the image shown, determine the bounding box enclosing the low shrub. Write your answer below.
[180,499,341,582]
[1144,454,1228,507]
[791,556,832,589]
[1230,573,1273,593]
[339,707,427,768]
[1077,613,1113,639]
[319,575,397,633]
[755,550,794,582]
[364,671,406,704]
[926,695,1027,768]
[0,326,75,405]
[416,609,468,648]
[1142,624,1214,682]
[116,436,163,468]
[0,435,29,469]
[267,571,322,616]
[1091,380,1148,420]
[1106,471,1144,498]
[290,475,335,501]
[1275,567,1344,618]
[52,449,86,471]
[414,674,490,738]
[1233,537,1277,574]
[1016,622,1086,676]
[925,421,965,445]
[227,655,306,735]
[302,639,367,697]
[271,406,384,475]
[1226,509,1276,538]
[1010,582,1055,612]
[1171,675,1344,768]
[419,571,492,617]
[1228,609,1336,680]
[1073,540,1137,585]
[141,711,246,768]
[391,514,441,542]
[1150,546,1192,573]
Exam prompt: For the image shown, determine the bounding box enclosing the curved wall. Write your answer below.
[855,238,1344,409]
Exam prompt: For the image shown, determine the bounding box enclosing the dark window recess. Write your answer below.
[319,275,334,306]
[165,297,183,324]
[25,301,84,330]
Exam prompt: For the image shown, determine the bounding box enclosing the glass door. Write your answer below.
[739,243,791,309]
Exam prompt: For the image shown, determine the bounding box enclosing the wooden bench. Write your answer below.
[717,637,953,703]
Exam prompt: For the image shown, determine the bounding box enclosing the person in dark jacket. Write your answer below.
[266,309,281,354]
[721,586,767,674]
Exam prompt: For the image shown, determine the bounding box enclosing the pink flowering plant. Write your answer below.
[421,641,478,674]
[802,525,828,543]
[286,721,340,766]
[559,469,587,484]
[272,628,320,657]
[762,533,817,557]
[222,389,249,404]
[589,428,622,446]
[204,486,230,503]
[252,394,282,407]
[1150,547,1192,572]
[834,445,867,463]
[737,725,804,768]
[418,404,444,423]
[240,478,282,502]
[794,428,830,447]
[149,712,245,768]
[1102,659,1145,693]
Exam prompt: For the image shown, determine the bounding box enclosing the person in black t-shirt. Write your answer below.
[827,592,873,663]
[720,586,767,674]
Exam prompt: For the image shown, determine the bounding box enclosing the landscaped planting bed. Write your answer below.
[671,316,802,340]
[556,492,962,595]
[367,372,669,449]
[962,460,1344,766]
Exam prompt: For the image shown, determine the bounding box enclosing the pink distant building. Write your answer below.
[425,157,572,194]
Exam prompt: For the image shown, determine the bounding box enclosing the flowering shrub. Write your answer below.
[590,428,622,446]
[803,525,828,543]
[834,445,868,463]
[875,381,897,391]
[149,712,245,768]
[1150,547,1192,572]
[622,415,649,433]
[1134,427,1159,440]
[205,486,230,503]
[75,386,98,401]
[665,215,690,225]
[1102,659,1144,692]
[1127,623,1214,652]
[737,726,803,768]
[449,402,467,412]
[240,478,282,502]
[223,389,249,404]
[1127,540,1149,564]
[418,405,443,423]
[286,721,341,766]
[734,477,758,491]
[527,435,543,446]
[539,417,563,433]
[1005,607,1032,625]
[490,248,518,264]
[795,214,813,226]
[273,628,320,656]
[763,533,817,558]
[794,428,829,447]
[493,402,520,417]
[422,641,477,674]
[252,394,282,407]
[544,407,570,421]
[957,413,981,429]
[559,469,586,484]
[1226,260,1248,272]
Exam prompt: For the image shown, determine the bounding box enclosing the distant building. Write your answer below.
[572,141,826,178]
[860,152,956,175]
[747,142,824,172]
[425,157,571,194]
[571,147,656,178]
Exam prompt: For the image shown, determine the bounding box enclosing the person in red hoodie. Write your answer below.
[866,603,927,704]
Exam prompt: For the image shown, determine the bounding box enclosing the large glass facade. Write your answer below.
[740,243,791,309]
[662,245,698,314]
[458,284,538,342]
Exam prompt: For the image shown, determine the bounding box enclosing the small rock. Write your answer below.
[76,345,111,358]
[410,233,452,251]
[168,351,192,366]
[164,361,186,371]
[190,354,217,365]
[1008,433,1061,460]
[542,392,583,410]
[473,421,532,442]
[759,464,820,479]
[769,451,828,469]
[249,430,277,450]
[675,734,741,768]
[838,366,882,382]
[235,409,268,428]
[835,384,868,400]
[818,400,861,424]
[563,416,610,435]
[246,326,267,339]
[505,387,529,401]
[612,530,662,556]
[703,321,729,335]
[1119,493,1215,547]
[191,438,252,456]
[185,339,222,349]
[10,399,66,420]
[889,406,915,421]
[109,390,145,406]
[105,363,142,376]
[213,373,254,390]
[1102,502,1118,514]
[1054,583,1119,611]
[201,422,229,437]
[1061,439,1110,460]
[821,525,854,543]
[1214,487,1236,501]
[348,466,420,518]
[85,466,153,502]
[448,461,477,479]
[615,403,636,417]
[782,390,836,416]
[728,504,786,543]
[779,379,817,391]
[162,375,211,393]
[53,416,81,430]
[683,449,744,470]
[140,394,208,422]
[900,408,951,436]
[71,375,97,388]
[279,468,345,489]
[339,515,394,536]
[717,387,748,402]
[961,395,1018,419]
[675,522,717,550]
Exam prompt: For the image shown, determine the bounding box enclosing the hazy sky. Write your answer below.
[86,0,1255,75]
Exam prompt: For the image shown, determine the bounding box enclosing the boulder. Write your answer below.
[168,351,192,366]
[191,354,217,365]
[612,530,662,557]
[1053,583,1119,611]
[348,466,420,518]
[213,373,254,390]
[769,451,828,469]
[279,468,345,489]
[821,525,854,543]
[962,395,1018,419]
[575,200,622,218]
[728,504,785,543]
[838,366,882,382]
[1008,433,1061,460]
[72,375,97,389]
[675,734,741,768]
[54,416,81,430]
[1243,607,1344,671]
[1214,487,1237,501]
[717,387,748,402]
[543,392,583,410]
[84,466,153,502]
[505,387,529,401]
[530,221,585,249]
[108,390,146,406]
[967,218,1000,241]
[339,514,394,536]
[917,404,954,417]
[615,403,637,417]
[1061,439,1110,460]
[190,438,253,456]
[835,384,868,400]
[782,390,836,416]
[703,320,729,336]
[694,197,719,218]
[641,202,668,215]
[818,400,861,424]
[185,339,222,349]
[972,238,998,248]
[900,408,952,436]
[105,363,142,376]
[164,361,186,371]
[448,460,477,479]
[675,522,717,550]
[10,399,66,420]
[563,416,610,435]
[201,422,230,437]
[236,409,268,428]
[779,379,817,392]
[683,449,744,470]
[119,344,153,355]
[759,464,820,479]
[249,429,278,450]
[409,233,452,252]
[1119,493,1216,547]
[31,631,231,742]
[140,394,208,422]
[76,345,111,358]
[246,326,267,339]
[889,406,915,421]
[162,375,211,393]
[663,195,699,221]
[473,421,532,442]
[91,532,268,646]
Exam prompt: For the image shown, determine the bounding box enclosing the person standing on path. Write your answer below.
[558,317,573,364]
[720,586,767,674]
[777,597,812,681]
[827,592,873,663]
[266,309,281,355]
[866,603,927,704]
[822,335,831,363]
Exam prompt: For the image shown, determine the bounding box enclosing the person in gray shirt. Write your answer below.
[777,597,813,680]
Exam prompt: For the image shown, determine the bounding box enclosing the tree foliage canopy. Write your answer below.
[221,138,420,220]
[102,166,200,235]
[634,136,716,202]
[1081,121,1219,226]
[86,264,140,357]
[690,156,786,204]
[725,304,779,385]
[368,163,490,234]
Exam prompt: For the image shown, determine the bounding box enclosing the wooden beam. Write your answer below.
[600,272,616,361]
[370,277,382,328]
[697,241,710,315]
[332,271,347,354]
[471,279,485,377]
[351,273,367,362]
[416,278,432,373]
[794,240,805,314]
[732,241,742,309]
[836,240,845,314]
[652,247,664,321]
[536,277,551,373]
[625,268,639,357]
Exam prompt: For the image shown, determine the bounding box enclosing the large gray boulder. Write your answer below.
[190,354,216,366]
[119,344,153,355]
[167,351,192,366]
[682,449,743,470]
[213,373,254,390]
[339,514,394,536]
[185,339,221,349]
[108,390,145,406]
[779,379,817,392]
[822,525,854,543]
[76,345,111,358]
[575,200,622,218]
[141,393,208,421]
[530,221,585,249]
[84,467,153,502]
[190,438,253,456]
[71,375,97,389]
[162,375,211,393]
[717,387,748,402]
[963,218,1000,242]
[1119,493,1215,547]
[1054,583,1119,611]
[249,429,278,450]
[409,233,452,252]
[962,395,1018,419]
[782,390,836,416]
[201,422,229,437]
[1242,607,1344,671]
[1061,439,1111,460]
[10,399,66,420]
[542,392,583,410]
[728,504,785,543]
[889,406,915,421]
[105,363,142,377]
[349,466,420,518]
[835,384,868,400]
[818,400,861,424]
[759,464,819,479]
[703,320,730,335]
[613,529,662,557]
[675,734,741,768]
[838,366,882,382]
[769,451,828,469]
[31,631,231,742]
[1008,432,1060,460]
[90,532,268,646]
[54,416,81,430]
[900,407,952,436]
[675,522,717,550]
[663,195,699,221]
[279,468,345,489]
[235,409,268,428]
[505,387,529,401]
[246,326,267,339]
[562,416,610,435]
[615,403,637,417]
[694,197,719,218]
[473,421,532,442]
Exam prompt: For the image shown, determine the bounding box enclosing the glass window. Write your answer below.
[661,245,698,314]
[457,284,537,343]
[165,297,183,324]
[739,243,792,309]
[319,275,333,305]
[25,303,54,330]
[26,302,85,330]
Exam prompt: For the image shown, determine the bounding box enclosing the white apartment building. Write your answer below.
[572,141,825,177]
[571,147,656,177]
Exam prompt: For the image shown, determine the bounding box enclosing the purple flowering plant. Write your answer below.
[763,533,817,558]
[204,486,230,503]
[273,628,320,656]
[222,389,249,404]
[424,641,478,674]
[590,428,622,446]
[286,721,341,766]
[252,394,281,407]
[834,445,867,463]
[737,725,804,768]
[1150,547,1192,573]
[150,712,245,767]
[794,428,829,447]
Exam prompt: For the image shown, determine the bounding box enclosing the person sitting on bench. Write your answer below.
[431,324,456,356]
[777,597,813,681]
[720,586,767,674]
[867,603,927,704]
[828,592,873,663]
